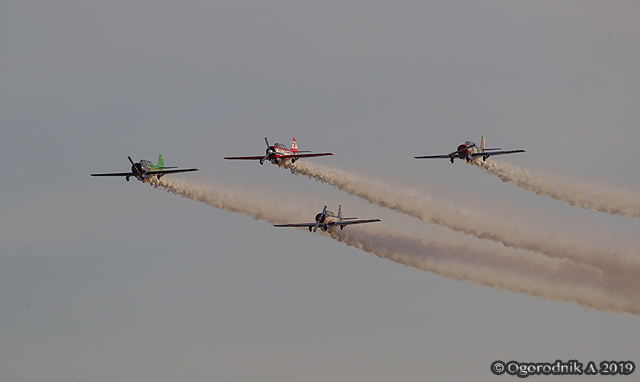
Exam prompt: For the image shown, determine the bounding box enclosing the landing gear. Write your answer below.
[126,176,130,182]
[291,158,297,164]
[259,159,264,165]
[450,158,454,164]
[308,226,312,232]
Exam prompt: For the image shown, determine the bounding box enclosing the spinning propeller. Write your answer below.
[128,156,144,176]
[314,206,327,232]
[262,137,276,164]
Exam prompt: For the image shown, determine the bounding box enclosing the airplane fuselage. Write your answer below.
[455,142,485,162]
[129,162,165,182]
[262,144,299,165]
[312,211,350,232]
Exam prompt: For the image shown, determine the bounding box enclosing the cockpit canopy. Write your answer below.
[140,159,155,167]
[464,141,476,147]
[273,143,289,150]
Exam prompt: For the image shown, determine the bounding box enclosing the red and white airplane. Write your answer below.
[274,205,381,233]
[224,137,334,165]
[414,136,525,164]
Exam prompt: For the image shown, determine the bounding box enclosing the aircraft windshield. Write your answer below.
[140,160,154,167]
[274,143,289,150]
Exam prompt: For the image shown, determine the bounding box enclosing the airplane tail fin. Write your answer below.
[338,205,358,220]
[291,137,298,152]
[481,136,486,150]
[157,154,165,168]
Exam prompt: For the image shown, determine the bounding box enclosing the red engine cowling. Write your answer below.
[457,144,470,158]
[315,213,326,223]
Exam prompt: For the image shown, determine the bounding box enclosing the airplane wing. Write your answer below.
[224,153,333,160]
[273,222,317,228]
[277,152,334,159]
[273,219,381,228]
[91,172,135,177]
[469,149,525,158]
[223,156,266,160]
[327,218,382,226]
[414,154,455,159]
[147,168,199,175]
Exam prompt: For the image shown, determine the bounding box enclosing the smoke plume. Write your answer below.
[474,160,640,218]
[333,227,640,315]
[146,176,306,224]
[281,161,639,276]
[147,176,640,316]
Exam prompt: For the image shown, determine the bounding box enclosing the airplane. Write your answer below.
[414,136,525,164]
[274,205,381,232]
[224,137,334,165]
[91,154,199,182]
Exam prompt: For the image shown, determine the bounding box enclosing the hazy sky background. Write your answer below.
[2,1,639,381]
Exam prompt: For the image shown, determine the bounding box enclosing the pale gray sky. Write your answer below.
[2,1,639,381]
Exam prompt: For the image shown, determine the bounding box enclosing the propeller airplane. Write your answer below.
[274,205,381,233]
[414,136,525,164]
[91,154,199,182]
[224,137,333,165]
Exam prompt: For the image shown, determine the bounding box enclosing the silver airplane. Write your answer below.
[274,205,381,233]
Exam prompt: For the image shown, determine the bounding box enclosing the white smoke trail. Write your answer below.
[332,227,640,316]
[145,176,307,225]
[474,160,640,218]
[281,161,639,275]
[147,176,640,316]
